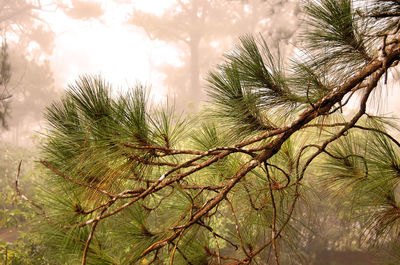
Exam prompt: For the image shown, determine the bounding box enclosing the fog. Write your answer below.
[0,1,399,264]
[1,0,399,142]
[0,0,302,145]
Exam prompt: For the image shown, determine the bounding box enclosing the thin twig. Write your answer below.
[40,160,115,198]
[197,220,239,250]
[170,230,185,265]
[15,161,43,211]
[226,198,250,258]
[265,163,280,265]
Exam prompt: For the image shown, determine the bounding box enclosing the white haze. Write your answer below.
[43,0,179,102]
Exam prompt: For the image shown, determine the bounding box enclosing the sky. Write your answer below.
[40,0,400,114]
[42,0,179,101]
[1,0,182,143]
[3,0,400,145]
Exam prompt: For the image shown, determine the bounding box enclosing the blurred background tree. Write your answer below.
[0,1,106,263]
[129,0,299,108]
[0,0,104,142]
[0,39,11,129]
[0,0,56,143]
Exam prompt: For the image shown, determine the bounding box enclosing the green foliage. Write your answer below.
[207,35,304,138]
[10,0,400,264]
[0,236,52,265]
[301,0,370,79]
[0,141,57,264]
[0,144,35,229]
[319,117,400,243]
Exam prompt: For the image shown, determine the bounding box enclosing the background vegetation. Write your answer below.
[2,0,400,264]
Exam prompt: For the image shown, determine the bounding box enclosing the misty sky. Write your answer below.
[42,0,179,101]
[3,0,400,143]
[40,0,400,113]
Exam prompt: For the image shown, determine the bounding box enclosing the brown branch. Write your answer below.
[140,156,263,257]
[353,125,400,149]
[63,150,235,229]
[197,220,239,250]
[369,12,400,18]
[213,232,222,265]
[40,160,116,198]
[322,150,369,178]
[139,46,400,257]
[243,183,264,211]
[41,161,150,213]
[14,161,66,228]
[299,67,385,182]
[226,198,250,258]
[265,163,280,265]
[31,38,400,263]
[81,218,99,265]
[122,143,254,157]
[147,249,159,265]
[81,202,112,265]
[245,181,301,262]
[204,246,243,263]
[142,187,174,211]
[81,188,145,215]
[302,122,347,129]
[128,153,200,167]
[266,162,291,189]
[245,39,400,263]
[15,161,43,211]
[169,230,184,265]
[0,94,11,100]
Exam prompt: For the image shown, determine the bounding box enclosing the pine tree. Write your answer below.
[128,0,298,107]
[0,39,11,129]
[17,0,400,264]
